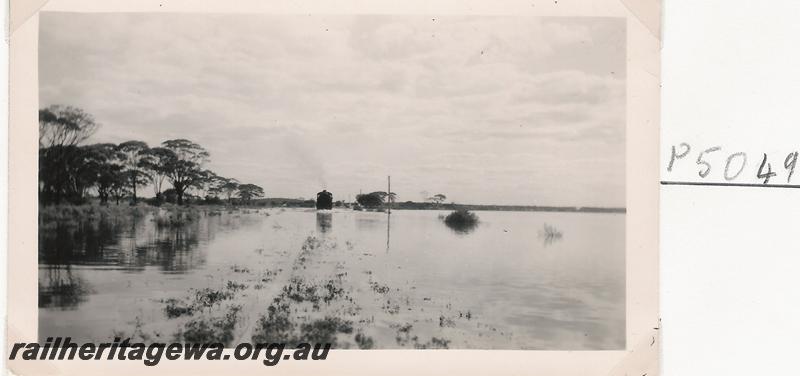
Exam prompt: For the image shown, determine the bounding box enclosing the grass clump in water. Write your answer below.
[225,280,248,292]
[299,317,353,346]
[193,287,234,309]
[164,298,195,318]
[417,337,451,349]
[354,333,375,349]
[178,305,241,346]
[163,283,240,318]
[251,302,297,344]
[283,279,319,305]
[252,311,353,347]
[39,204,154,229]
[154,207,201,228]
[370,281,390,295]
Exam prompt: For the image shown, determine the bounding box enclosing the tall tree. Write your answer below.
[81,143,124,205]
[237,183,265,204]
[161,139,210,205]
[356,192,384,208]
[117,141,151,204]
[109,178,130,205]
[64,146,97,201]
[39,105,99,149]
[142,146,174,200]
[205,173,226,199]
[206,175,242,204]
[373,191,397,202]
[429,193,447,205]
[192,169,222,200]
[38,105,100,204]
[220,178,240,204]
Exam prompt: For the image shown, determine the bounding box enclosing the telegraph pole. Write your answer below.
[387,176,391,214]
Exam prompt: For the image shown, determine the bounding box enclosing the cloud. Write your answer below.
[39,13,625,207]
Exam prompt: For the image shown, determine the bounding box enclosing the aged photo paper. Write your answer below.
[7,0,660,374]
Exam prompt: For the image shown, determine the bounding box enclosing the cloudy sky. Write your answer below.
[40,13,625,207]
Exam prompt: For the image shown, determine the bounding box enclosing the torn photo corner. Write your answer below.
[7,0,660,375]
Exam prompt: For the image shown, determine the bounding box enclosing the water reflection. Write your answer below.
[39,214,204,273]
[39,220,124,265]
[386,213,391,252]
[136,226,204,273]
[316,212,332,234]
[355,216,381,229]
[444,221,479,234]
[443,217,479,234]
[542,234,564,247]
[539,223,564,247]
[39,266,94,309]
[39,209,625,349]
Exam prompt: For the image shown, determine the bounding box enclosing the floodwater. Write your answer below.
[38,208,625,350]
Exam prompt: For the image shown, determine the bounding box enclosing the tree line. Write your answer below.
[354,191,446,209]
[39,105,265,206]
[355,191,397,208]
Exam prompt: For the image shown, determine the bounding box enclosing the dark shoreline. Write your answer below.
[37,199,625,215]
[256,198,625,214]
[391,204,626,214]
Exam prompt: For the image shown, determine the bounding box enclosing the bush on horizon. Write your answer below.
[355,192,384,209]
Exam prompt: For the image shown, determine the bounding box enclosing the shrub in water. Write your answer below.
[180,305,241,346]
[443,209,479,233]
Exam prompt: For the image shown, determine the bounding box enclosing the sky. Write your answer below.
[39,13,626,207]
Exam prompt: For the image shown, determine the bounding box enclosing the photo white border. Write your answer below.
[7,1,660,374]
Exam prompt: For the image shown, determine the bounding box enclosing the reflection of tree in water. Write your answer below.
[39,266,94,309]
[541,235,563,247]
[355,216,382,230]
[316,212,332,234]
[39,210,276,275]
[208,211,264,234]
[539,223,564,247]
[39,218,127,265]
[39,213,206,273]
[132,222,204,273]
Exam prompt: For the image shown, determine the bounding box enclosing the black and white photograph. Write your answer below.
[36,12,627,350]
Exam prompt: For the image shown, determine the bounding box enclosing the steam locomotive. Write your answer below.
[315,190,333,210]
